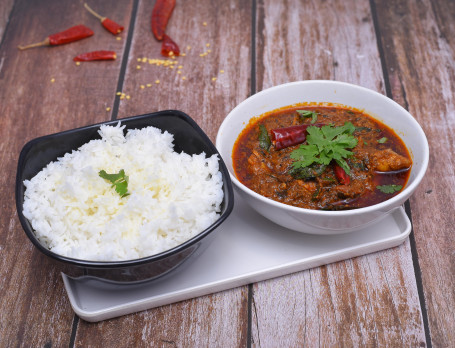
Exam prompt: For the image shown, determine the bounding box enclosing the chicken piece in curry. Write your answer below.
[233,105,412,210]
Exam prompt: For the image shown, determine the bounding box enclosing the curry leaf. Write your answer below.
[376,184,402,194]
[290,122,358,175]
[99,169,130,198]
[297,110,318,124]
[378,137,388,143]
[258,124,271,151]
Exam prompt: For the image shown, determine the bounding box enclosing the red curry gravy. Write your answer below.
[233,105,412,210]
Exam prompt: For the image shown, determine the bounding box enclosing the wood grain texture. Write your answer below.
[250,0,426,346]
[0,0,133,346]
[374,0,455,346]
[0,0,14,41]
[74,0,252,346]
[75,288,248,348]
[116,0,253,141]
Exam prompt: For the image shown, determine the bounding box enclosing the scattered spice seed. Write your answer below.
[50,78,55,83]
[116,91,122,95]
[126,95,131,99]
[146,83,152,87]
[220,69,225,73]
[106,107,111,111]
[75,62,81,66]
[202,22,207,26]
[136,65,141,69]
[212,77,217,81]
[155,79,160,84]
[140,85,145,89]
[116,37,122,41]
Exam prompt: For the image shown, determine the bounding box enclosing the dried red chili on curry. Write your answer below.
[18,25,94,50]
[232,105,412,210]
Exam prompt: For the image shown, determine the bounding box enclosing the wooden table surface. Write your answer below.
[1,0,454,346]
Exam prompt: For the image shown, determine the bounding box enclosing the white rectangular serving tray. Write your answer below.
[63,191,411,322]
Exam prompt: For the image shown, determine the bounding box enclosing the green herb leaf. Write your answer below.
[258,124,271,151]
[376,184,402,194]
[289,163,327,179]
[378,137,388,143]
[99,169,130,198]
[290,122,358,175]
[297,110,318,124]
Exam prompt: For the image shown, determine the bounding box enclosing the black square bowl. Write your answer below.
[16,110,234,282]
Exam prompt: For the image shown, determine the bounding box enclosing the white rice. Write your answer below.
[22,122,224,261]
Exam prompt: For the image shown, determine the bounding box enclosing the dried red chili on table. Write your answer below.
[84,3,124,35]
[18,25,94,50]
[161,34,180,56]
[151,0,176,41]
[74,50,117,61]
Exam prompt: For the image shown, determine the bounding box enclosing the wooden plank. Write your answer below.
[250,0,426,346]
[0,0,14,41]
[374,0,455,346]
[74,0,252,346]
[0,0,134,346]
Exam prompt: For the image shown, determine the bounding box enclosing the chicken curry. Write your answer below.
[232,105,412,210]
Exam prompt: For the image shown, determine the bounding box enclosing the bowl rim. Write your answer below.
[16,110,234,268]
[216,80,429,217]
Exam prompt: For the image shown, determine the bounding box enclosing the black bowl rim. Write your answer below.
[16,110,234,269]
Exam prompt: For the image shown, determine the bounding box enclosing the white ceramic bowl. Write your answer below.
[216,80,429,234]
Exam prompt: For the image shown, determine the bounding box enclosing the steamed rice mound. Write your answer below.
[22,123,224,261]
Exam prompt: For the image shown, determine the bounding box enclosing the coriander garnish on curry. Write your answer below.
[232,105,412,210]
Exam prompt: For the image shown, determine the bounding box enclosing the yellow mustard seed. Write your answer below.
[203,22,207,26]
[178,65,183,69]
[126,95,131,100]
[50,78,55,83]
[140,85,145,89]
[181,53,186,57]
[137,58,141,62]
[212,77,217,81]
[75,62,81,66]
[155,79,160,84]
[116,92,122,95]
[206,43,210,47]
[182,76,187,80]
[141,57,147,63]
[187,46,191,50]
[220,70,225,73]
[177,71,181,74]
[106,107,111,111]
[116,37,121,41]
[136,65,141,69]
[146,83,152,87]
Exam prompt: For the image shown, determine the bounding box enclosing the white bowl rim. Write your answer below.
[216,80,429,217]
